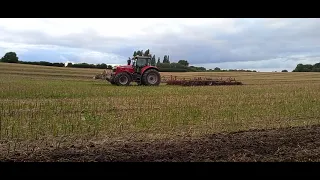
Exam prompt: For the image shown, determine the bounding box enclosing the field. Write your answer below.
[1,62,320,162]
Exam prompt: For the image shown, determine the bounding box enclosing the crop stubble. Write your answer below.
[1,63,320,161]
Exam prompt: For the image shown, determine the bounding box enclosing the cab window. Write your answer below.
[136,58,147,67]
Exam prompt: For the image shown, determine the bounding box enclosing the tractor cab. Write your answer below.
[132,55,152,73]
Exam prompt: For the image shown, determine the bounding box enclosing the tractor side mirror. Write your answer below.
[127,59,131,65]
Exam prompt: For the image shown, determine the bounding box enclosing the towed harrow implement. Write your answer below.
[164,76,243,86]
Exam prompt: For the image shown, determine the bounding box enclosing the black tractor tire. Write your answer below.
[141,69,161,86]
[114,72,132,86]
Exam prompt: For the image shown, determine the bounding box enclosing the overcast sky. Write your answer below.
[0,18,319,72]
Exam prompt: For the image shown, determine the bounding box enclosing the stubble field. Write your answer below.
[1,62,320,162]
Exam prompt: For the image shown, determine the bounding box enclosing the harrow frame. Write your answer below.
[163,75,243,86]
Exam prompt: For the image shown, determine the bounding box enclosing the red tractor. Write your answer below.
[105,55,161,86]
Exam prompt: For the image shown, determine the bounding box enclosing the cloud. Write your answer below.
[0,18,319,71]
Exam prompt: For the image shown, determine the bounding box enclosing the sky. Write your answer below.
[0,18,320,72]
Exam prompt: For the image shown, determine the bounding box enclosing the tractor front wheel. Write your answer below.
[114,72,131,86]
[110,76,116,85]
[142,69,161,86]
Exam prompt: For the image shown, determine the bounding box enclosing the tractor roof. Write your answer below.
[134,55,151,59]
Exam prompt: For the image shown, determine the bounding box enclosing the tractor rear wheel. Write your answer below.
[142,69,161,86]
[114,72,131,86]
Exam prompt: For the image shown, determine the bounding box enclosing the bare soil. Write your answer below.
[1,124,320,162]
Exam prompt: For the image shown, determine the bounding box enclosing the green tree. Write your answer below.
[157,57,161,66]
[312,63,320,72]
[163,55,170,63]
[314,63,320,68]
[304,64,313,71]
[293,63,313,72]
[214,67,221,71]
[144,49,150,56]
[133,51,137,56]
[96,63,108,69]
[178,60,189,66]
[281,69,288,72]
[1,52,19,63]
[151,55,156,66]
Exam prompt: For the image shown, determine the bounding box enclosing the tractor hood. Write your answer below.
[112,65,133,72]
[117,65,132,69]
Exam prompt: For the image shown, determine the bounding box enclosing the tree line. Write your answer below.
[0,52,114,69]
[292,63,320,72]
[1,51,259,72]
